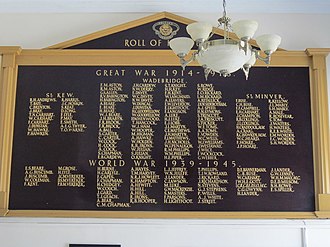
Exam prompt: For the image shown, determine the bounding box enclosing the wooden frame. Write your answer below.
[0,47,329,218]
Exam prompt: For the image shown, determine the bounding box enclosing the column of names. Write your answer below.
[270,168,301,192]
[164,167,193,204]
[197,84,226,159]
[96,166,130,208]
[130,166,159,204]
[236,99,266,149]
[57,166,85,187]
[164,84,193,160]
[269,98,296,145]
[98,83,128,159]
[60,96,87,133]
[236,167,267,196]
[131,83,160,159]
[27,97,56,136]
[198,167,228,204]
[24,165,53,187]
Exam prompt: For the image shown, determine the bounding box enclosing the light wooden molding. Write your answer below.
[5,210,316,219]
[0,209,8,217]
[318,194,330,212]
[306,48,330,57]
[0,191,5,212]
[0,56,18,215]
[0,47,22,68]
[16,49,303,67]
[306,48,330,202]
[315,211,330,219]
[0,46,22,55]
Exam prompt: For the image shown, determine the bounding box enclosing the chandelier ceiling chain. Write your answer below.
[222,0,227,17]
[218,0,230,40]
[169,0,282,80]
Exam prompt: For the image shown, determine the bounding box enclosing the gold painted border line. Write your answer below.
[306,49,330,213]
[0,209,8,216]
[0,48,20,216]
[318,194,330,211]
[6,210,316,219]
[315,211,330,218]
[16,50,308,66]
[0,191,6,215]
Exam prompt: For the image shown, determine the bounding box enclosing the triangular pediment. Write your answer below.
[47,12,269,50]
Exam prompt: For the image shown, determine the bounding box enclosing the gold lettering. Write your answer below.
[124,39,146,47]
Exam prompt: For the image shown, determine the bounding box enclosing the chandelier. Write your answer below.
[169,0,281,80]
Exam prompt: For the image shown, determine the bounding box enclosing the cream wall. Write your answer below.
[1,218,330,247]
[0,12,330,247]
[0,13,329,50]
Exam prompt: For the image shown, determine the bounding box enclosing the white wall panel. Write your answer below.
[0,0,329,13]
[0,219,306,247]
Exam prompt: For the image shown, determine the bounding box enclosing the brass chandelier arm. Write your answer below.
[254,50,272,65]
[177,40,207,70]
[177,52,197,70]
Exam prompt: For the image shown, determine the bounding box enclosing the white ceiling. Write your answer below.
[0,0,329,13]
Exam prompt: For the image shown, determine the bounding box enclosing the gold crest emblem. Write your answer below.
[152,21,180,40]
[159,24,173,37]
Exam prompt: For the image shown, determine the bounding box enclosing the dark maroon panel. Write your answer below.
[9,65,314,212]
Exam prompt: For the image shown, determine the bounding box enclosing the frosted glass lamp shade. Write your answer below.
[245,52,257,66]
[232,20,258,39]
[186,22,213,41]
[196,40,251,74]
[169,37,194,55]
[256,34,281,53]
